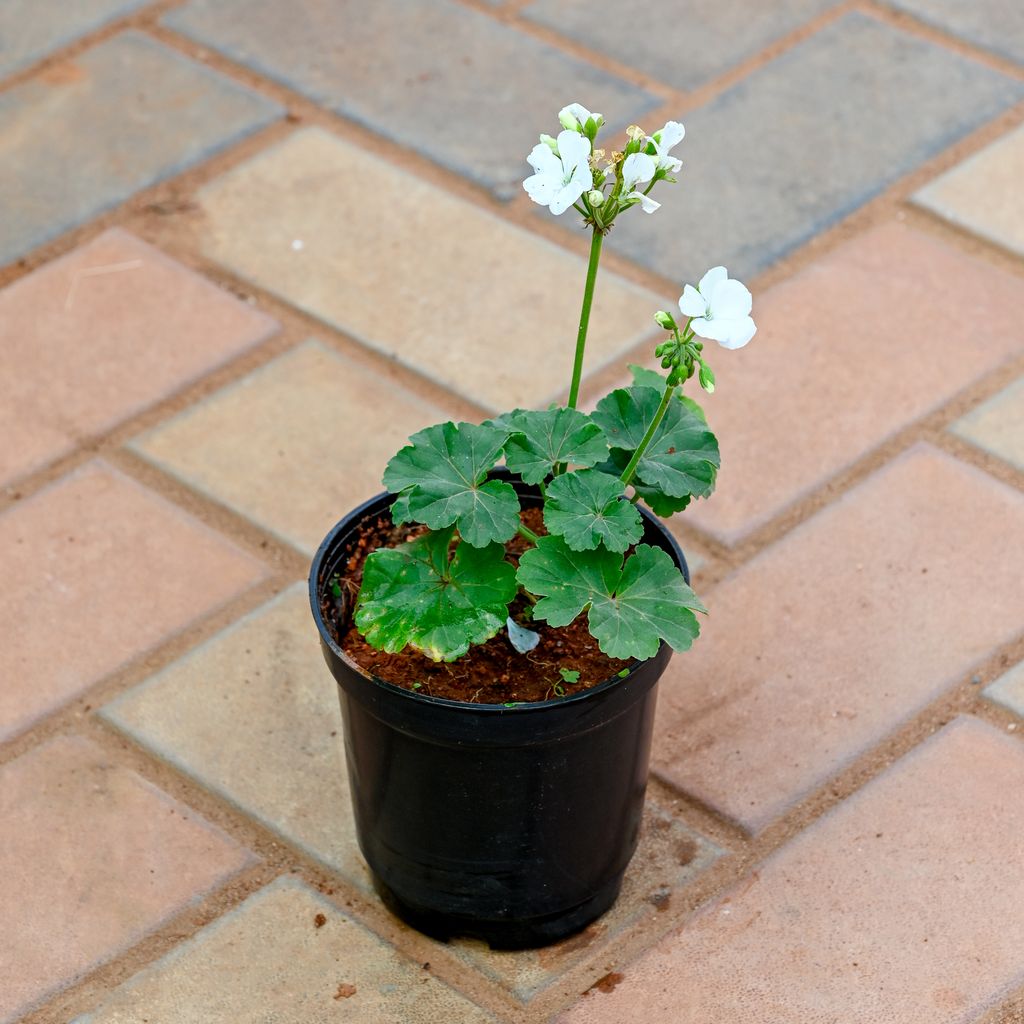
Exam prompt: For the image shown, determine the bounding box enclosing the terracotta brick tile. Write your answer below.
[0,461,268,743]
[0,32,280,265]
[984,660,1024,718]
[76,878,496,1023]
[451,802,721,1001]
[0,229,278,488]
[677,222,1024,545]
[0,0,147,78]
[607,12,1023,283]
[560,717,1024,1024]
[0,736,252,1023]
[951,375,1024,473]
[653,445,1024,832]
[102,585,368,886]
[524,0,841,91]
[889,0,1024,66]
[164,0,657,198]
[915,124,1024,259]
[130,340,449,555]
[193,128,662,413]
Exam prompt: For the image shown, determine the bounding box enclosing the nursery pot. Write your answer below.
[309,475,689,949]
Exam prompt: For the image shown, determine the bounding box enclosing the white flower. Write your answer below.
[679,267,756,349]
[523,130,593,215]
[649,121,684,174]
[621,152,660,214]
[559,103,602,132]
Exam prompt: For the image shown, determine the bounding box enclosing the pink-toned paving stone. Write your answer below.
[0,461,268,743]
[671,222,1024,545]
[653,444,1024,832]
[0,735,253,1024]
[75,878,496,1023]
[0,228,278,489]
[560,717,1024,1024]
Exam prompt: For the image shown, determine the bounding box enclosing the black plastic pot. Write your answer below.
[309,477,689,949]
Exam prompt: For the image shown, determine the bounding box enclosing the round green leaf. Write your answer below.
[543,469,643,552]
[356,527,517,662]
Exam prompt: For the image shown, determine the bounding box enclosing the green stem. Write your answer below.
[517,523,540,544]
[619,381,677,488]
[566,228,604,410]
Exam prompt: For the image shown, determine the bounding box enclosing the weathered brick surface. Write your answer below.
[653,445,1024,831]
[0,31,280,265]
[164,0,657,198]
[452,803,721,1001]
[194,128,662,412]
[0,228,277,488]
[915,124,1024,260]
[0,736,251,1024]
[0,0,147,78]
[951,376,1024,473]
[130,339,448,554]
[607,12,1024,282]
[103,584,368,886]
[560,717,1024,1024]
[889,0,1024,66]
[75,878,496,1023]
[0,462,268,743]
[523,0,841,91]
[984,661,1024,717]
[670,222,1024,544]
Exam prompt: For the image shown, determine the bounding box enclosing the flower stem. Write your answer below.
[517,523,540,544]
[619,381,677,488]
[566,228,604,410]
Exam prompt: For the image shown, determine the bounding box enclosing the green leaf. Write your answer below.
[493,407,607,484]
[592,386,719,500]
[517,536,705,660]
[600,450,692,517]
[383,421,520,547]
[543,469,643,552]
[626,365,709,423]
[560,668,580,683]
[356,527,517,662]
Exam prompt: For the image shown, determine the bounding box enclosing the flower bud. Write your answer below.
[587,189,605,207]
[559,109,580,131]
[539,133,559,153]
[653,310,676,331]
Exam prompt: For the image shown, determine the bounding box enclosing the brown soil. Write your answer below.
[325,506,633,704]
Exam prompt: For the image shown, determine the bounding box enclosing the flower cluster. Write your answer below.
[523,103,684,228]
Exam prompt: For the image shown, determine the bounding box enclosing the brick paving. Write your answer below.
[1,3,1022,1023]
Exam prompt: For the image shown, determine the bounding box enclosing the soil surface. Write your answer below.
[325,506,633,704]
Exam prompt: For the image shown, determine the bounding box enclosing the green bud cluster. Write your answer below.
[652,314,716,393]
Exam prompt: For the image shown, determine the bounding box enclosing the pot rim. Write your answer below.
[309,483,689,715]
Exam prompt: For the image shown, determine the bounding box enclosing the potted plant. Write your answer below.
[309,103,755,948]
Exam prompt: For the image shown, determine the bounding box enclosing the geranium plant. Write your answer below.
[353,103,755,671]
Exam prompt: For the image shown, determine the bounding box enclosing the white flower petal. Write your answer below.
[549,179,587,215]
[523,172,559,205]
[622,152,656,189]
[626,190,660,214]
[678,284,706,317]
[559,102,592,128]
[691,315,755,348]
[716,316,756,350]
[661,156,682,174]
[698,266,728,295]
[709,278,753,319]
[526,142,561,176]
[658,121,685,150]
[557,129,591,169]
